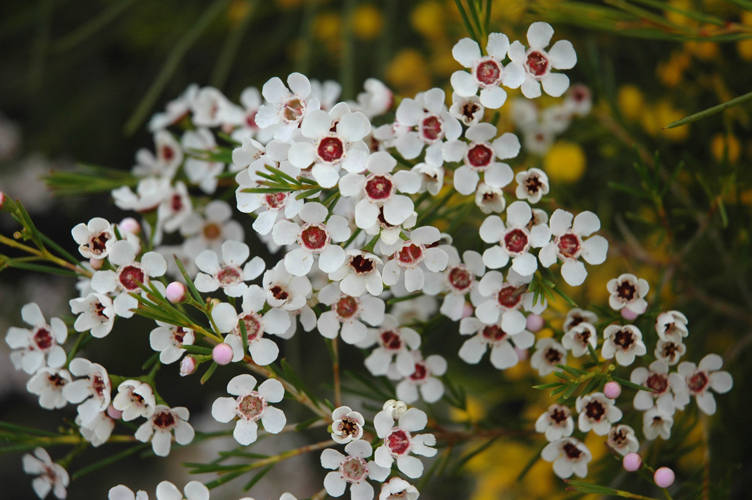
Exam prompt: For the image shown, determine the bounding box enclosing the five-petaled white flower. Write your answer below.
[71,217,116,260]
[541,437,591,479]
[630,360,685,415]
[607,274,649,314]
[393,88,462,163]
[535,404,574,442]
[321,440,390,500]
[602,324,647,366]
[515,168,550,204]
[607,424,639,456]
[194,240,265,297]
[531,338,567,377]
[388,351,447,404]
[576,392,622,435]
[655,337,686,366]
[27,367,71,410]
[381,226,449,293]
[373,408,437,479]
[180,200,244,259]
[211,374,286,445]
[256,72,320,141]
[331,406,365,444]
[674,354,733,415]
[423,247,485,321]
[135,405,194,457]
[475,270,544,334]
[23,447,69,500]
[328,250,384,297]
[561,322,597,358]
[642,406,673,441]
[358,315,421,377]
[655,310,688,342]
[63,358,111,427]
[113,380,156,421]
[6,303,67,374]
[459,315,535,370]
[69,293,116,339]
[149,322,195,365]
[317,282,385,345]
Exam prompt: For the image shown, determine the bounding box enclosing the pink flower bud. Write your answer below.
[119,217,141,234]
[621,307,639,321]
[107,404,123,420]
[654,467,675,488]
[526,313,545,332]
[212,343,234,366]
[622,453,642,472]
[462,302,474,319]
[166,282,187,303]
[514,347,529,361]
[604,381,622,399]
[0,192,17,213]
[90,257,104,270]
[180,356,196,377]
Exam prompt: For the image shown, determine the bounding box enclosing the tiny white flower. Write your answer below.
[77,412,115,447]
[474,182,506,214]
[563,308,598,331]
[531,338,567,377]
[6,303,68,374]
[561,322,597,358]
[607,274,649,314]
[602,324,647,366]
[458,316,535,370]
[331,406,365,444]
[674,354,733,415]
[112,177,171,213]
[655,310,688,342]
[541,437,591,478]
[194,240,265,297]
[655,338,686,366]
[69,293,115,339]
[474,270,544,334]
[157,182,193,236]
[449,92,484,126]
[321,440,389,500]
[132,130,183,179]
[148,83,197,132]
[607,424,639,456]
[155,481,209,500]
[630,360,685,414]
[411,159,445,196]
[576,392,622,435]
[317,282,385,345]
[181,128,224,194]
[191,86,244,128]
[149,322,195,364]
[381,226,448,293]
[642,406,673,441]
[135,405,194,457]
[358,315,421,377]
[379,478,419,500]
[373,408,437,479]
[63,358,111,427]
[328,250,384,297]
[113,380,156,421]
[355,78,393,118]
[425,247,485,321]
[565,83,592,116]
[230,86,265,142]
[211,374,286,446]
[263,260,313,312]
[535,404,574,442]
[27,367,72,410]
[71,217,116,260]
[23,447,69,500]
[180,200,244,259]
[514,168,549,204]
[388,351,447,404]
[508,22,577,99]
[256,72,320,141]
[108,485,149,500]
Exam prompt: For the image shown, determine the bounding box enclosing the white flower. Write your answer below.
[655,310,688,342]
[328,250,384,297]
[90,240,167,318]
[77,412,115,447]
[535,404,574,442]
[607,274,649,314]
[340,152,421,229]
[449,92,484,126]
[230,86,265,142]
[133,130,183,179]
[411,159,444,196]
[630,360,685,414]
[23,448,69,499]
[576,392,622,435]
[155,481,209,500]
[331,406,365,444]
[358,315,421,377]
[393,88,461,163]
[321,440,390,500]
[157,182,193,236]
[63,358,111,427]
[514,168,549,204]
[531,338,567,377]
[108,485,149,500]
[458,316,534,370]
[6,303,67,374]
[211,285,290,365]
[373,408,437,479]
[539,210,608,287]
[602,324,647,366]
[194,240,264,297]
[565,84,592,116]
[180,200,244,259]
[474,270,543,334]
[191,86,244,128]
[425,247,485,321]
[135,405,194,457]
[211,374,286,445]
[381,226,448,292]
[69,293,115,338]
[642,406,673,440]
[235,159,303,235]
[112,177,171,213]
[541,437,591,478]
[655,338,686,366]
[27,367,71,410]
[480,201,551,275]
[607,424,639,456]
[318,283,385,344]
[149,322,195,364]
[388,351,447,404]
[561,322,597,357]
[263,260,313,313]
[379,477,419,500]
[356,78,393,118]
[443,124,518,196]
[475,182,506,214]
[71,217,116,259]
[450,33,525,108]
[113,380,156,421]
[563,308,598,331]
[288,103,371,188]
[674,354,733,415]
[256,72,320,141]
[148,83,197,132]
[508,22,577,99]
[272,202,351,276]
[182,128,225,194]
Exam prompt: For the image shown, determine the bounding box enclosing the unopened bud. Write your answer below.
[212,343,234,366]
[0,192,17,213]
[119,217,141,235]
[89,257,104,270]
[107,404,123,420]
[166,282,187,303]
[383,399,408,419]
[604,381,622,399]
[623,452,642,472]
[654,467,675,488]
[526,313,545,333]
[620,307,639,321]
[180,356,197,376]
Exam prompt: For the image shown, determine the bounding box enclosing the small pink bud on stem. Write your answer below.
[180,356,197,376]
[654,467,675,488]
[604,381,622,399]
[622,452,642,472]
[526,313,545,332]
[166,282,187,303]
[90,257,104,270]
[621,307,639,321]
[212,343,233,366]
[118,217,141,234]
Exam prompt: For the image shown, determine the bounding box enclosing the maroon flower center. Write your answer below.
[482,325,507,342]
[566,315,585,330]
[337,416,361,438]
[646,373,668,394]
[420,115,444,142]
[340,456,368,482]
[173,327,187,344]
[153,410,176,429]
[216,266,242,286]
[364,174,395,201]
[475,59,502,86]
[549,407,570,424]
[660,341,680,362]
[88,232,111,256]
[264,192,287,210]
[91,373,108,398]
[557,233,581,259]
[687,371,709,393]
[461,102,480,122]
[160,145,175,162]
[409,362,428,381]
[171,194,183,213]
[397,242,424,267]
[467,144,493,168]
[282,97,306,123]
[203,223,222,240]
[299,223,329,251]
[119,265,146,291]
[574,328,591,345]
[503,228,530,254]
[545,347,563,364]
[613,328,635,350]
[33,328,54,351]
[334,295,359,320]
[48,372,67,388]
[237,392,266,420]
[524,174,543,195]
[270,285,289,301]
[245,111,258,128]
[616,281,637,301]
[349,254,375,275]
[562,442,582,460]
[585,400,606,421]
[386,428,411,455]
[380,330,403,350]
[317,136,345,163]
[610,427,628,447]
[526,50,549,77]
[497,284,523,309]
[235,312,263,342]
[448,266,473,292]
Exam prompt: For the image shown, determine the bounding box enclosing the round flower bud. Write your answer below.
[654,467,675,488]
[119,217,141,234]
[462,302,474,319]
[604,381,622,399]
[90,257,104,271]
[107,404,123,420]
[621,307,640,321]
[383,399,408,419]
[166,282,187,303]
[0,192,17,213]
[622,452,642,472]
[526,313,545,332]
[514,347,529,361]
[180,356,197,377]
[212,343,233,366]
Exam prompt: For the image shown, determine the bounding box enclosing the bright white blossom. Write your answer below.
[607,274,649,314]
[328,250,384,297]
[113,380,156,421]
[541,437,591,478]
[23,448,69,499]
[392,88,461,163]
[449,93,484,126]
[655,310,688,342]
[373,408,437,479]
[643,406,673,441]
[531,338,567,377]
[535,404,574,442]
[71,217,116,259]
[358,315,421,377]
[381,226,448,293]
[63,358,111,427]
[69,293,115,338]
[674,354,733,415]
[379,478,419,500]
[388,351,447,404]
[607,424,639,456]
[458,315,535,370]
[515,168,549,204]
[655,337,686,366]
[6,303,67,374]
[475,270,545,334]
[576,392,622,435]
[602,324,647,366]
[331,406,365,444]
[108,485,149,500]
[630,360,686,414]
[256,72,320,141]
[180,200,244,259]
[194,240,265,297]
[27,367,71,410]
[320,440,390,500]
[149,322,195,364]
[317,282,385,344]
[561,322,597,357]
[155,481,209,500]
[135,405,194,457]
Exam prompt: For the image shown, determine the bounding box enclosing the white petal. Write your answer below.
[527,22,554,49]
[451,71,479,97]
[452,38,481,67]
[561,260,587,286]
[287,72,311,96]
[396,455,424,479]
[312,163,341,189]
[234,418,259,445]
[542,73,570,98]
[485,162,514,188]
[337,112,371,142]
[260,405,286,433]
[211,397,237,423]
[479,86,507,109]
[324,471,347,497]
[249,338,280,365]
[548,40,577,70]
[301,110,333,138]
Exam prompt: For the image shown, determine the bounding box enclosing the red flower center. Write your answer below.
[270,285,289,301]
[282,97,306,123]
[380,330,403,350]
[467,144,493,168]
[687,371,709,393]
[420,115,444,142]
[237,391,266,420]
[91,373,108,398]
[613,328,635,350]
[503,228,530,254]
[216,265,242,286]
[263,192,287,210]
[496,284,523,309]
[448,266,473,292]
[475,59,502,86]
[482,324,507,342]
[153,410,176,429]
[349,254,375,275]
[526,50,549,77]
[334,295,360,320]
[340,456,368,482]
[161,145,175,162]
[33,328,54,351]
[557,233,581,259]
[386,428,411,455]
[364,174,395,201]
[646,372,669,394]
[409,362,428,381]
[317,136,345,163]
[119,265,146,291]
[235,312,263,342]
[616,281,637,301]
[299,223,329,251]
[397,242,424,267]
[88,232,111,255]
[562,441,582,460]
[246,111,258,128]
[584,400,606,421]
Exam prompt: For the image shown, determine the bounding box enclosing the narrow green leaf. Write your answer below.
[453,0,480,43]
[238,315,249,352]
[533,382,564,390]
[72,442,150,479]
[201,362,218,385]
[517,443,547,481]
[449,437,499,475]
[243,464,274,491]
[182,345,213,355]
[295,417,322,432]
[6,260,79,276]
[665,89,752,129]
[174,255,204,303]
[587,343,600,365]
[611,375,654,392]
[204,469,249,489]
[0,421,59,437]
